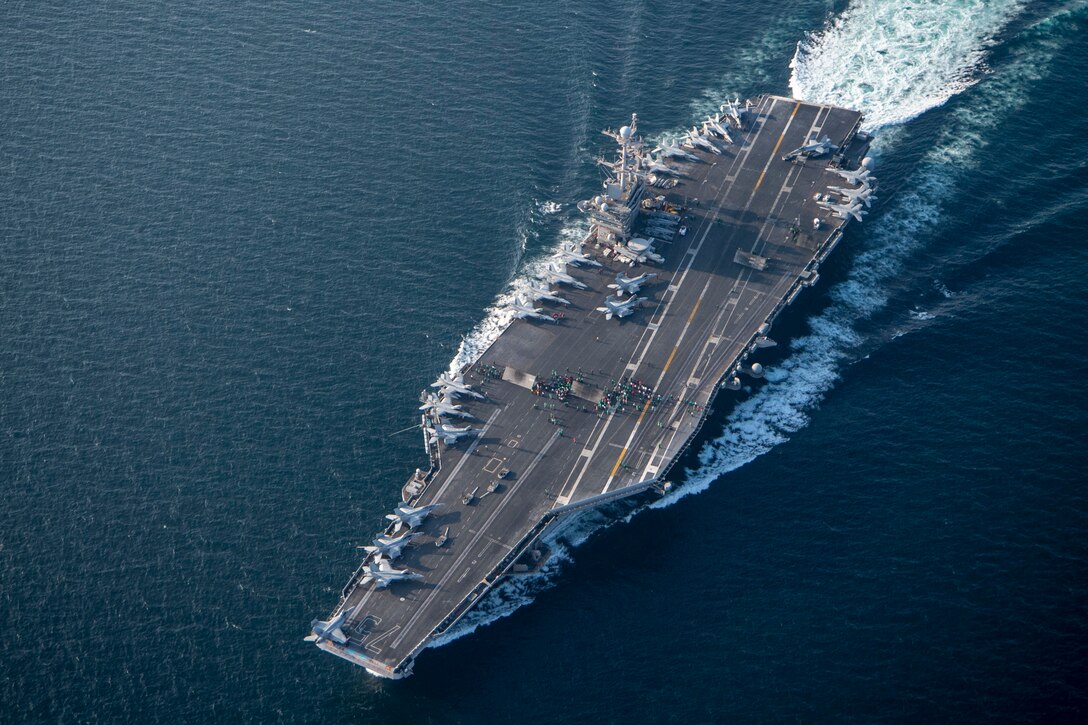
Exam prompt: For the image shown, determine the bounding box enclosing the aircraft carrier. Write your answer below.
[308,95,873,678]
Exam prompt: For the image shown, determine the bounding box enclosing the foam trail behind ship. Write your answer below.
[429,0,1044,646]
[791,0,1026,130]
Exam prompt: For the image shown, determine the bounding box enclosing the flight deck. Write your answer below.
[310,95,872,677]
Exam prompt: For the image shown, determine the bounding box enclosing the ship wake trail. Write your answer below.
[428,509,611,649]
[790,0,1026,130]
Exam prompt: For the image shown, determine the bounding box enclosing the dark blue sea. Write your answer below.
[3,1,1086,721]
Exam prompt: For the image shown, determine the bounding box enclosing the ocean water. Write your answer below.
[2,1,1086,722]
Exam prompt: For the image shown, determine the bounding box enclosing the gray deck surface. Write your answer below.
[317,96,867,676]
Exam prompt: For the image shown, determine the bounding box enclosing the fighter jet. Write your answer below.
[385,502,443,530]
[784,135,838,161]
[419,393,475,420]
[362,557,424,589]
[508,298,558,323]
[360,532,421,561]
[831,165,874,186]
[431,373,485,400]
[426,422,481,446]
[608,272,657,296]
[524,281,571,305]
[826,201,867,222]
[559,243,602,268]
[540,264,588,290]
[829,184,876,208]
[683,128,721,155]
[703,118,734,143]
[305,605,358,645]
[721,97,750,129]
[596,295,646,320]
[642,156,682,177]
[653,139,700,162]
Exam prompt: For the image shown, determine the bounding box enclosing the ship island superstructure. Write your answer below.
[308,95,873,678]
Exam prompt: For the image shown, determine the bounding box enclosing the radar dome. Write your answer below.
[619,126,633,140]
[861,156,873,168]
[600,203,610,212]
[593,195,603,205]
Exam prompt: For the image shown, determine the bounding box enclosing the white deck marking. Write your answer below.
[601,274,714,493]
[558,98,782,505]
[364,625,400,654]
[600,101,806,493]
[393,431,561,648]
[427,408,501,503]
[630,105,800,481]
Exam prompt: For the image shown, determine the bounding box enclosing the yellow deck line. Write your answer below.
[608,291,704,478]
[753,102,800,192]
[604,103,798,486]
[608,398,654,478]
[686,297,702,324]
[662,344,679,374]
[607,448,628,478]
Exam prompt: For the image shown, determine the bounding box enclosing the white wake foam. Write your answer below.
[444,220,590,376]
[791,0,1025,130]
[427,507,612,648]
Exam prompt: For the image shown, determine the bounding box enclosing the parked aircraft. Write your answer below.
[596,295,646,320]
[560,243,602,268]
[431,373,484,400]
[305,605,358,645]
[784,135,838,161]
[703,117,733,143]
[425,423,481,446]
[524,280,571,305]
[360,532,421,561]
[831,165,873,186]
[362,557,424,589]
[419,393,474,420]
[540,264,588,290]
[508,298,558,323]
[385,503,443,530]
[608,272,657,296]
[829,184,876,208]
[653,139,700,162]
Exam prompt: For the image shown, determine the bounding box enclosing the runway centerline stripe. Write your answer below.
[753,102,800,193]
[607,398,654,479]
